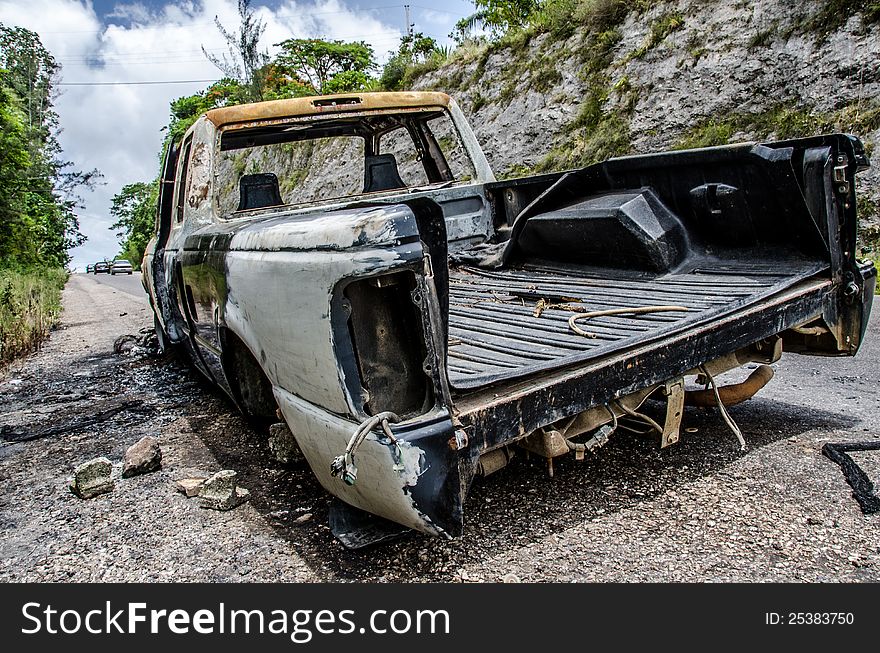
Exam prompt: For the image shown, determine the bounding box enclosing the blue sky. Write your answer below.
[87,1,476,42]
[0,0,477,270]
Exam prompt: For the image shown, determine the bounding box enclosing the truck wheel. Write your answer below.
[222,331,278,428]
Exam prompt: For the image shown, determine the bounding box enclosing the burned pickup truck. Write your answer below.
[143,91,874,546]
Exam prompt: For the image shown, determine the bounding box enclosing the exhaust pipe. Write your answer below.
[685,365,774,407]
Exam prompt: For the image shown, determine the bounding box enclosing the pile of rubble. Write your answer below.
[69,435,249,511]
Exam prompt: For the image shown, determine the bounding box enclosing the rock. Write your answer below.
[175,477,206,497]
[122,436,162,478]
[267,422,303,464]
[293,512,312,524]
[197,470,249,511]
[70,457,114,499]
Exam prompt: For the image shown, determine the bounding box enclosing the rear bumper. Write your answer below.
[856,261,876,346]
[274,386,469,537]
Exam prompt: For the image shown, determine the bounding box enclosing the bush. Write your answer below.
[0,266,67,367]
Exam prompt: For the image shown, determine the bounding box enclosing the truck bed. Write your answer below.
[447,256,828,391]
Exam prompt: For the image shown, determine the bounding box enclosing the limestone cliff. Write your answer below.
[410,0,880,250]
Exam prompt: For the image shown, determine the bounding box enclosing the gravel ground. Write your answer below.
[0,274,878,582]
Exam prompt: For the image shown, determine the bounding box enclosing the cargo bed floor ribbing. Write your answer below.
[446,259,827,390]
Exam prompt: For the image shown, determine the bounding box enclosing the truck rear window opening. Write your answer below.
[215,110,476,215]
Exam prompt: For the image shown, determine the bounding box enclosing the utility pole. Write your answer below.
[404,4,414,37]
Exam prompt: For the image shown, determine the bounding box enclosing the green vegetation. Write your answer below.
[379,33,446,91]
[274,38,375,95]
[674,101,880,150]
[531,10,635,172]
[461,0,636,44]
[0,24,97,365]
[110,182,159,270]
[535,113,631,171]
[791,0,880,39]
[626,11,684,61]
[401,0,658,94]
[674,120,735,149]
[0,267,66,366]
[0,26,96,269]
[857,213,880,288]
[452,0,540,42]
[685,32,707,63]
[857,197,880,269]
[202,0,269,102]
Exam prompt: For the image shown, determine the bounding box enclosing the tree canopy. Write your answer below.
[0,23,99,270]
[202,0,269,103]
[110,182,158,269]
[380,32,440,91]
[452,0,540,42]
[274,38,375,95]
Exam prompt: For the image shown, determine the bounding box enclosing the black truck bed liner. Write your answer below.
[447,257,828,391]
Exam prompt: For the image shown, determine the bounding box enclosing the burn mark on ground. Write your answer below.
[822,441,880,514]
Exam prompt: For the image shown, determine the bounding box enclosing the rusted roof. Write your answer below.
[205,91,452,127]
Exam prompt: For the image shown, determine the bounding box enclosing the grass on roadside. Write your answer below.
[0,267,67,368]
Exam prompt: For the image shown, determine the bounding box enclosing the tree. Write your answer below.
[166,78,245,142]
[202,0,269,102]
[452,0,540,42]
[110,182,158,269]
[274,39,375,95]
[0,24,58,149]
[261,62,314,100]
[0,72,32,263]
[380,32,440,91]
[0,24,98,269]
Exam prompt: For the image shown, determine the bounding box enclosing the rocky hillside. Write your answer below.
[410,0,880,251]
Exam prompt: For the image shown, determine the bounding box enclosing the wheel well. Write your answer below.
[220,328,278,425]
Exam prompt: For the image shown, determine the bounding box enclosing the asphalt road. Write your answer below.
[0,276,878,581]
[79,271,147,302]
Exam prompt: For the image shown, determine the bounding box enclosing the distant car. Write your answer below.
[110,259,133,275]
[94,261,110,274]
[85,264,94,273]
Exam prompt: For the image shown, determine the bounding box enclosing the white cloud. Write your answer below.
[418,8,452,27]
[0,0,403,270]
[106,2,154,23]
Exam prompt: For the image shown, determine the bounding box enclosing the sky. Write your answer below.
[0,0,475,271]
